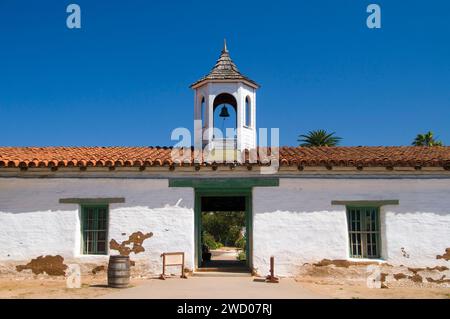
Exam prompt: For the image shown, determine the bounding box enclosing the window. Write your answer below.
[200,97,205,127]
[81,205,108,255]
[347,206,380,258]
[245,96,251,127]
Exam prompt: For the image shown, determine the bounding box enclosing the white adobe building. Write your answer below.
[0,42,449,282]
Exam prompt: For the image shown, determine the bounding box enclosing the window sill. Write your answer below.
[347,257,386,264]
[75,254,109,258]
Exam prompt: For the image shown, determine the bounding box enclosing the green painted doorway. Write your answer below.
[169,178,279,272]
[194,189,252,271]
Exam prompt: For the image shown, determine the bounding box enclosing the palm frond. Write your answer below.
[412,131,444,146]
[298,129,342,147]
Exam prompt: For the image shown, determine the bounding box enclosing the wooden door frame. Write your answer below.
[195,188,252,270]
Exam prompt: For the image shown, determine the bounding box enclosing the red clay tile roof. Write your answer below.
[0,146,450,169]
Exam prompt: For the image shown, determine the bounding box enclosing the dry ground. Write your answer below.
[296,277,450,299]
[0,274,147,299]
[0,274,449,299]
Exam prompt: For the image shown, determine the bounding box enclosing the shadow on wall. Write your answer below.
[253,179,450,216]
[0,178,194,213]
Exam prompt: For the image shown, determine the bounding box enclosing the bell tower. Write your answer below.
[191,40,259,153]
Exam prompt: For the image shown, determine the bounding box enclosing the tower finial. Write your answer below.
[223,38,228,53]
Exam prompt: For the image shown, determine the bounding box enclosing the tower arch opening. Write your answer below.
[200,96,206,128]
[213,93,237,140]
[245,96,251,127]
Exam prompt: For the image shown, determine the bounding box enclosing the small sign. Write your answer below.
[165,253,184,266]
[160,252,187,280]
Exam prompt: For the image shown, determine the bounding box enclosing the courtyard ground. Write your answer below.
[100,276,324,299]
[0,274,147,299]
[0,274,449,299]
[296,280,450,299]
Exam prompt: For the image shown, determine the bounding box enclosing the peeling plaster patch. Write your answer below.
[410,274,423,283]
[16,255,67,276]
[401,247,410,258]
[408,268,422,274]
[426,276,450,284]
[436,248,450,261]
[392,266,449,284]
[299,260,450,288]
[406,267,448,274]
[426,266,448,272]
[91,265,105,274]
[405,268,425,283]
[313,259,380,268]
[109,231,153,256]
[393,273,407,280]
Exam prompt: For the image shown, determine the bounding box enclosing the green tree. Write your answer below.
[201,212,245,247]
[298,129,342,147]
[412,131,443,146]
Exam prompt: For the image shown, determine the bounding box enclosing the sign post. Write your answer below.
[160,252,187,280]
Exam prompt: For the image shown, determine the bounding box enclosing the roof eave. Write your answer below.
[190,78,260,90]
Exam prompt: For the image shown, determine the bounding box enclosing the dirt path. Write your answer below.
[1,274,449,299]
[296,279,450,299]
[210,248,240,261]
[0,275,147,299]
[100,277,326,299]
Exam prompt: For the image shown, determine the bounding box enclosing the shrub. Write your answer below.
[202,231,222,250]
[235,236,246,250]
[237,251,246,261]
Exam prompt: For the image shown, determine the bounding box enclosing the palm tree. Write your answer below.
[298,129,342,147]
[412,131,443,146]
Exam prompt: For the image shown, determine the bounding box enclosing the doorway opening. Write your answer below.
[196,194,251,272]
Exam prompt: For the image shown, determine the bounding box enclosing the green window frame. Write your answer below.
[346,206,381,259]
[81,205,108,255]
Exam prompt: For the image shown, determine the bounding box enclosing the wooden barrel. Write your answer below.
[107,255,130,288]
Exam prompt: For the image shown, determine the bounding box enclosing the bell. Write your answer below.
[219,105,230,118]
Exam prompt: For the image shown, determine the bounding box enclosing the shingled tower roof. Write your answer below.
[190,39,259,88]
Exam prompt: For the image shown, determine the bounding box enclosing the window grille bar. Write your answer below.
[347,206,380,259]
[81,205,108,255]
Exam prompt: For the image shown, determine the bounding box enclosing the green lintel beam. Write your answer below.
[331,200,399,206]
[169,178,279,189]
[59,197,125,204]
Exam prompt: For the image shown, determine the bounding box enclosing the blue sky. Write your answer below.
[0,0,449,146]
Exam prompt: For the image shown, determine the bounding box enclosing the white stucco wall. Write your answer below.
[253,178,450,276]
[0,178,195,273]
[1,177,449,277]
